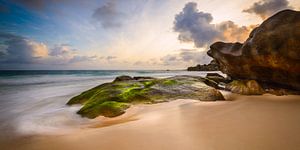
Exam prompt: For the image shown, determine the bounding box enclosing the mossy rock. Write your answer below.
[67,75,225,118]
[162,79,178,86]
[78,101,130,118]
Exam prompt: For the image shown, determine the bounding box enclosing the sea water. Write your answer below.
[0,70,217,138]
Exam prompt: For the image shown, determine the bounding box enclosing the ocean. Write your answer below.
[0,70,217,139]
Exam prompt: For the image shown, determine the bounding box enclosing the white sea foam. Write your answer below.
[0,70,221,137]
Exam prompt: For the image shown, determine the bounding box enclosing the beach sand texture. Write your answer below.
[2,94,300,150]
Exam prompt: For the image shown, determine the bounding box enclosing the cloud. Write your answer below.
[47,44,99,64]
[47,44,77,64]
[49,44,75,57]
[174,2,254,48]
[0,32,99,67]
[11,0,70,11]
[132,58,160,67]
[12,0,58,11]
[12,0,46,10]
[160,55,179,66]
[123,49,210,68]
[160,49,211,66]
[0,3,10,13]
[105,56,117,61]
[217,21,257,42]
[243,0,293,19]
[0,32,48,64]
[173,2,219,47]
[92,1,125,28]
[69,55,98,63]
[98,56,117,61]
[0,51,5,56]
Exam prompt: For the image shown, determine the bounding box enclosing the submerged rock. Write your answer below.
[207,10,300,90]
[133,76,155,80]
[67,75,225,118]
[113,75,133,82]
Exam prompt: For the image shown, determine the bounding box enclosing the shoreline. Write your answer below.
[2,94,300,150]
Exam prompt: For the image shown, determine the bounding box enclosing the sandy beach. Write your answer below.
[2,94,300,150]
[1,0,300,149]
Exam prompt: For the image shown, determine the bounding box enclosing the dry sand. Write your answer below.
[2,94,300,150]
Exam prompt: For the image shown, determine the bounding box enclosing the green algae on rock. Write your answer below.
[78,101,130,118]
[67,75,225,119]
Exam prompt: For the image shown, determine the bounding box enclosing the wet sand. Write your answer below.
[2,94,300,150]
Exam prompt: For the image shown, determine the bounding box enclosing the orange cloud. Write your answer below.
[218,21,258,42]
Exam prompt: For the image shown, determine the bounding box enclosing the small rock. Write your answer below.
[133,76,155,80]
[113,75,133,82]
[206,73,231,84]
[226,80,265,95]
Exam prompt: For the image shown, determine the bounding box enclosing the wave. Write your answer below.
[0,70,218,137]
[0,70,211,86]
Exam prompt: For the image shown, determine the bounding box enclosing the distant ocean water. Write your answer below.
[0,70,220,138]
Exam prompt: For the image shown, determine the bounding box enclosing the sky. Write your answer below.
[0,0,299,70]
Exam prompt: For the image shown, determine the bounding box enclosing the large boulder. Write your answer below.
[207,10,300,90]
[67,75,225,118]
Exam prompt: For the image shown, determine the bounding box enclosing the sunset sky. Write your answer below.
[0,0,299,70]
